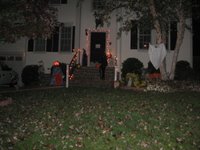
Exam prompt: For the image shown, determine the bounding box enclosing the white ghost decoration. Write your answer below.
[148,43,167,69]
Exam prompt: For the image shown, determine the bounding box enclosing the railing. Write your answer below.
[66,48,82,88]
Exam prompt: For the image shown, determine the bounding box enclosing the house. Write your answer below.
[0,0,193,86]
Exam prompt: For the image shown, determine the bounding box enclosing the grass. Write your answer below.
[0,87,200,150]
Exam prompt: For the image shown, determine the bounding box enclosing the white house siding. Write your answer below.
[0,38,26,86]
[0,0,193,83]
[118,18,193,73]
[24,1,78,74]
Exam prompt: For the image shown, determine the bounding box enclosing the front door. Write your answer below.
[90,32,106,63]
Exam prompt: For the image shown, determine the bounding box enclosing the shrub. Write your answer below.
[21,65,39,86]
[121,58,143,79]
[174,60,193,80]
[126,73,146,88]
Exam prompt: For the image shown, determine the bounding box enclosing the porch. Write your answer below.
[69,66,115,88]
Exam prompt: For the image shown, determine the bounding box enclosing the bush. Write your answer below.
[174,60,193,81]
[21,65,39,86]
[121,58,143,79]
[126,73,146,88]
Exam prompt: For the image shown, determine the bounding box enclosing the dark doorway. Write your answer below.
[90,32,106,63]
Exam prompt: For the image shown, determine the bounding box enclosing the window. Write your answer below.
[0,55,23,61]
[15,56,23,61]
[49,0,67,4]
[35,38,46,52]
[0,56,6,61]
[93,0,106,10]
[28,25,75,52]
[169,21,177,50]
[130,21,177,51]
[60,26,72,52]
[139,27,151,49]
[130,21,151,50]
[7,56,14,61]
[165,21,177,50]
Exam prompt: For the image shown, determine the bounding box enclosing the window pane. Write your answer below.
[170,21,177,50]
[35,38,45,52]
[49,0,67,4]
[53,27,59,52]
[28,39,34,51]
[7,56,14,61]
[131,21,151,50]
[49,0,60,4]
[46,26,59,52]
[60,26,72,52]
[0,56,6,61]
[61,0,67,4]
[46,38,53,52]
[93,0,105,10]
[130,21,138,49]
[139,25,151,49]
[15,56,23,61]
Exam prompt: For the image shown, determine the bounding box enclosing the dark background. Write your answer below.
[193,0,200,71]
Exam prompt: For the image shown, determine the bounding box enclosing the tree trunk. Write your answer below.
[149,0,168,80]
[169,10,185,80]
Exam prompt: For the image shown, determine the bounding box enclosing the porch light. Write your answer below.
[106,50,112,59]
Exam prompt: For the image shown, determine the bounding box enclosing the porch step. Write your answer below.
[69,66,115,88]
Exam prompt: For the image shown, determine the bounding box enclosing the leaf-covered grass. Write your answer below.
[0,87,200,150]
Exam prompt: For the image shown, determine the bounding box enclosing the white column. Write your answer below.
[65,64,69,88]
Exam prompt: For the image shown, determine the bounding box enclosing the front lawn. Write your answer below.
[0,87,200,150]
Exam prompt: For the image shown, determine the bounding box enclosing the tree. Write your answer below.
[93,0,192,80]
[0,0,57,43]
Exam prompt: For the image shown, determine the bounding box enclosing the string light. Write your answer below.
[85,28,112,64]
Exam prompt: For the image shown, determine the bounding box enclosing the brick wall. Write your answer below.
[69,66,115,88]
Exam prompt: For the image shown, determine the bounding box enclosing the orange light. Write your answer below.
[53,61,60,66]
[106,51,112,59]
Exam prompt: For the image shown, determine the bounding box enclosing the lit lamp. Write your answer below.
[106,51,112,59]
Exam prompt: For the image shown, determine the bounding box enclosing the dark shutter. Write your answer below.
[72,26,75,51]
[170,21,177,50]
[130,21,138,49]
[61,0,67,4]
[53,26,59,52]
[28,39,34,51]
[46,38,52,52]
